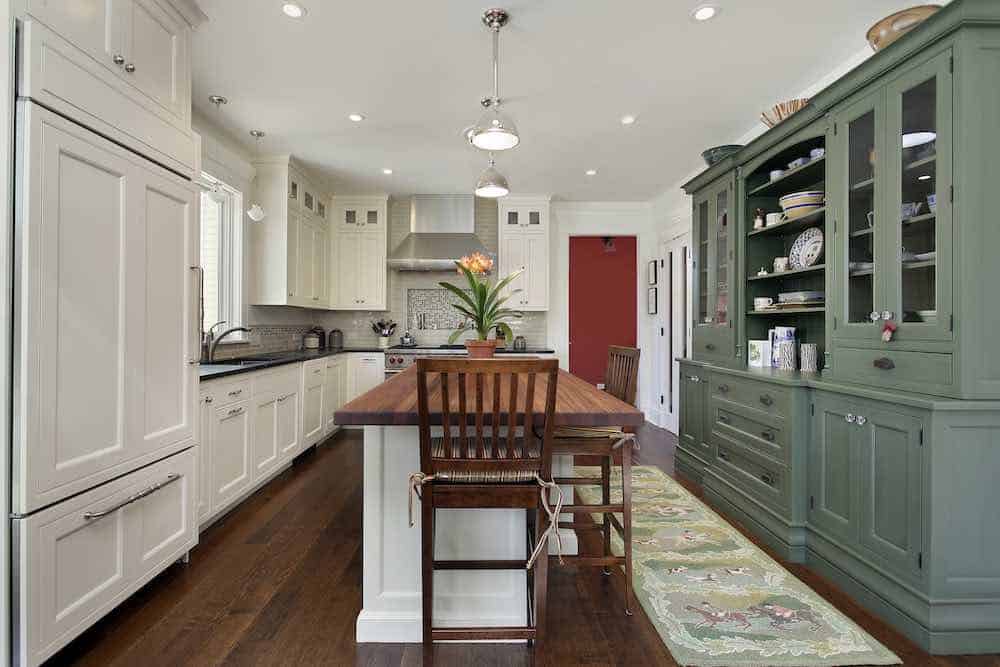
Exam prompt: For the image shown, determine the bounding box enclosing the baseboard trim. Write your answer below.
[702,484,807,563]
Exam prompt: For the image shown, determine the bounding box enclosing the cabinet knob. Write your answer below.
[872,357,896,371]
[718,384,729,393]
[845,413,856,423]
[760,473,775,486]
[718,450,730,461]
[124,63,136,73]
[705,343,716,351]
[869,311,881,322]
[759,394,773,407]
[856,415,867,426]
[760,431,775,442]
[881,310,894,322]
[205,396,213,404]
[113,54,125,66]
[718,414,731,425]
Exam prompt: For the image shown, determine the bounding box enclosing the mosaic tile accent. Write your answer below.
[407,288,471,331]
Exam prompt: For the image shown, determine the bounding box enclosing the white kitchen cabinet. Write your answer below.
[14,447,197,667]
[302,360,326,447]
[324,357,348,435]
[331,196,388,310]
[13,103,199,515]
[251,392,282,483]
[208,399,252,515]
[250,157,332,309]
[18,1,204,176]
[498,197,550,311]
[349,354,385,401]
[275,384,300,462]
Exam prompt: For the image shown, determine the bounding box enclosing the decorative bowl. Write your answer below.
[701,144,743,166]
[779,190,825,209]
[761,98,810,128]
[867,5,941,52]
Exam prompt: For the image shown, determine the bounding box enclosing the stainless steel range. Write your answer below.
[384,345,469,376]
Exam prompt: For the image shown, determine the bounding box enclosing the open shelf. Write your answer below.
[851,177,875,192]
[747,156,826,197]
[748,265,825,281]
[747,207,825,237]
[903,212,936,226]
[903,259,936,270]
[850,228,874,238]
[747,306,826,316]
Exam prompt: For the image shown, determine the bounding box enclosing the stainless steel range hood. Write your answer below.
[387,195,490,271]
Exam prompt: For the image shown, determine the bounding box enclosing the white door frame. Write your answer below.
[656,232,692,435]
[2,2,15,663]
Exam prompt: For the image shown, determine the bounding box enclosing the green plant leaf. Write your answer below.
[438,281,477,311]
[498,322,515,342]
[447,326,470,345]
[483,270,522,312]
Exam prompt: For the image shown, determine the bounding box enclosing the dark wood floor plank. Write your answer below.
[46,422,1000,667]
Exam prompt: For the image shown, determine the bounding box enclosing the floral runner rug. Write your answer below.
[573,465,900,666]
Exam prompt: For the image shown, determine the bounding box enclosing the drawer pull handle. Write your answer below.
[856,415,867,426]
[223,407,245,420]
[705,343,716,351]
[718,384,730,393]
[83,473,181,520]
[718,415,731,425]
[277,393,295,403]
[760,431,775,442]
[204,396,213,404]
[873,357,895,370]
[759,394,774,407]
[718,450,730,461]
[760,473,775,487]
[228,389,243,397]
[688,375,701,383]
[845,413,856,424]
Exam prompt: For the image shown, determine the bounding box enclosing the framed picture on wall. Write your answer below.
[647,287,657,315]
[647,260,658,285]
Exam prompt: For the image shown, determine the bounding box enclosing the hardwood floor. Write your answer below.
[47,425,999,666]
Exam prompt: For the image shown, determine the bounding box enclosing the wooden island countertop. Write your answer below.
[335,366,644,427]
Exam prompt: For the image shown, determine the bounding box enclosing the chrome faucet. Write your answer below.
[201,321,226,363]
[208,326,251,363]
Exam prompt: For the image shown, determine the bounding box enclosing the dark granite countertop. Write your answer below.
[199,347,385,381]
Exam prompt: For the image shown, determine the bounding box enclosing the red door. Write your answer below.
[569,237,637,385]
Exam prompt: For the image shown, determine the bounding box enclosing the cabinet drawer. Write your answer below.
[201,377,251,408]
[303,358,327,388]
[713,432,788,515]
[711,399,787,461]
[834,347,954,394]
[710,374,790,418]
[14,448,197,667]
[251,363,300,397]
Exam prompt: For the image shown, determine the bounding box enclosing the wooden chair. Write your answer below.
[412,357,561,648]
[547,345,640,615]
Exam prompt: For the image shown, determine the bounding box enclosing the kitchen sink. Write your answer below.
[202,358,279,366]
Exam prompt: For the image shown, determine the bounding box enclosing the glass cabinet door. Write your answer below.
[885,50,953,341]
[694,196,712,327]
[834,92,884,341]
[714,187,730,327]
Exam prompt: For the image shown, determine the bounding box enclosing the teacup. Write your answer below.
[774,257,790,273]
[765,212,784,227]
[754,297,774,311]
[901,202,924,219]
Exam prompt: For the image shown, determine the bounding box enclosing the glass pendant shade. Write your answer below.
[474,161,510,198]
[469,106,520,151]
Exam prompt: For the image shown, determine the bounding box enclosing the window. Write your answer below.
[199,173,244,337]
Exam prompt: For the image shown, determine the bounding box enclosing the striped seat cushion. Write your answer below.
[551,425,625,439]
[430,436,539,460]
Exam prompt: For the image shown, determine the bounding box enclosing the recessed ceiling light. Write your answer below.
[282,2,307,19]
[691,5,718,21]
[586,169,598,176]
[620,114,637,126]
[382,168,393,175]
[348,113,365,122]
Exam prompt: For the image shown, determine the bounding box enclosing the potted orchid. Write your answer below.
[439,252,522,358]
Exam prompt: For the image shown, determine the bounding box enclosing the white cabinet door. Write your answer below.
[297,219,316,304]
[358,233,385,309]
[196,395,213,523]
[122,0,190,122]
[276,388,300,462]
[251,393,281,482]
[314,226,329,306]
[24,0,126,71]
[302,362,326,446]
[14,104,197,514]
[286,209,303,304]
[209,401,252,513]
[15,448,197,667]
[324,359,346,434]
[501,235,526,305]
[523,233,549,310]
[350,354,384,400]
[335,232,360,308]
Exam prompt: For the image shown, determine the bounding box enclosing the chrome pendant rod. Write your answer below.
[492,23,500,103]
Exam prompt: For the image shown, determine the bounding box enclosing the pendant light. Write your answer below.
[247,130,266,222]
[475,154,510,198]
[468,9,519,152]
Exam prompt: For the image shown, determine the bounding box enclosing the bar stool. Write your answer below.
[547,346,640,615]
[409,358,562,649]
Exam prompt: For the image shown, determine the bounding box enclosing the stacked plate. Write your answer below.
[779,190,824,221]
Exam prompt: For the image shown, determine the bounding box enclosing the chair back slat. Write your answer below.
[415,358,559,476]
[605,346,640,407]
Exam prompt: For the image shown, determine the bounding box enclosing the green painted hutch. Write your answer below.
[679,0,1000,654]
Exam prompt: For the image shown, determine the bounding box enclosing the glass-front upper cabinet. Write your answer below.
[691,173,737,363]
[886,50,953,342]
[832,49,953,345]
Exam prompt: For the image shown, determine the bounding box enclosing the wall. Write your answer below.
[548,202,658,417]
[317,196,548,348]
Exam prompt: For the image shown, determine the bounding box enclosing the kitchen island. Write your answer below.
[335,365,643,642]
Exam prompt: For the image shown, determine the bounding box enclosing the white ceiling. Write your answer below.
[191,0,915,201]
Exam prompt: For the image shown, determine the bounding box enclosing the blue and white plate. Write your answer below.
[789,227,824,269]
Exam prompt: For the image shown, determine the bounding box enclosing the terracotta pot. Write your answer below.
[465,339,498,359]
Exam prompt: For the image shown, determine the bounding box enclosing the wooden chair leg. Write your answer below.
[601,457,612,575]
[621,440,634,616]
[421,487,435,645]
[532,504,549,649]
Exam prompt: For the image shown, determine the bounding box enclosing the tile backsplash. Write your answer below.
[211,325,318,361]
